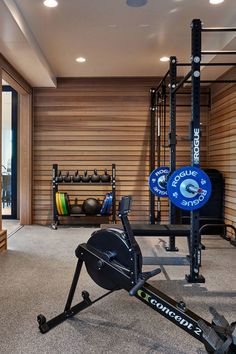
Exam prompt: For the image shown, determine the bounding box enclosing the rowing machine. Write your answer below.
[37,196,236,353]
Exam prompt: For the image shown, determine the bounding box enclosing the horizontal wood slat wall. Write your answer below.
[33,78,208,225]
[208,84,236,234]
[0,230,7,252]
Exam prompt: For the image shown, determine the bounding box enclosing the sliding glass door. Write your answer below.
[2,85,18,219]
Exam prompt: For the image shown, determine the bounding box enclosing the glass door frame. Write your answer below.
[2,85,18,219]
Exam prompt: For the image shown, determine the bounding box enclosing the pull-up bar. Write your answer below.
[202,27,236,32]
[177,63,236,67]
[166,91,210,96]
[202,50,236,55]
[186,79,236,84]
[201,80,236,83]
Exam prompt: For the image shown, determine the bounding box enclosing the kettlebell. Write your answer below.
[81,170,91,183]
[70,198,82,214]
[73,170,81,183]
[101,169,111,183]
[55,170,63,183]
[91,169,100,183]
[64,171,72,183]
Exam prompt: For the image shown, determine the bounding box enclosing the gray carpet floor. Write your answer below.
[2,219,22,236]
[0,225,235,354]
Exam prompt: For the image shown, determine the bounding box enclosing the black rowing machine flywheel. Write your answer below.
[84,228,142,291]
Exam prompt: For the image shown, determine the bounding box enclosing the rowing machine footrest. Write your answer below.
[198,320,224,352]
[210,306,229,329]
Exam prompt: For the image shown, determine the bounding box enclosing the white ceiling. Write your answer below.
[0,0,236,87]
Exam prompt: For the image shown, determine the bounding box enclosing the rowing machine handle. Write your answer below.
[129,268,161,296]
[129,278,146,296]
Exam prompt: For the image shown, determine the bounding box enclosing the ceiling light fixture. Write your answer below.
[76,57,86,63]
[169,8,178,14]
[160,57,170,62]
[126,0,148,7]
[43,0,58,7]
[209,0,224,4]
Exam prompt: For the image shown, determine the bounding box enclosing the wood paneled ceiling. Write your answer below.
[0,0,236,87]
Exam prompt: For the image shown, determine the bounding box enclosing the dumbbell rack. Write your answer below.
[51,163,116,229]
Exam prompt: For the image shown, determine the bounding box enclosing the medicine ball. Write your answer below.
[82,198,101,215]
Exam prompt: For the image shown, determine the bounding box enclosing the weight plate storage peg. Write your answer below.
[167,166,212,211]
[148,167,170,197]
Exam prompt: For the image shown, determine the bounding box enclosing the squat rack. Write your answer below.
[149,19,236,282]
[188,19,236,282]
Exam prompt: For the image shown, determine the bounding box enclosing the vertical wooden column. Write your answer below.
[0,67,8,251]
[0,67,2,230]
[19,93,32,224]
[0,55,32,237]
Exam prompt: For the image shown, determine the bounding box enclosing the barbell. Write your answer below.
[149,166,212,211]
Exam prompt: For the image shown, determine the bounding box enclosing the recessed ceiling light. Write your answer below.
[76,57,86,63]
[160,57,170,62]
[43,0,58,7]
[169,8,178,14]
[126,0,148,7]
[209,0,224,4]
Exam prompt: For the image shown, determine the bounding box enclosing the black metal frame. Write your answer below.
[149,88,157,224]
[167,56,178,251]
[149,18,236,282]
[186,80,236,84]
[149,82,169,224]
[199,223,236,247]
[52,163,116,229]
[186,19,204,282]
[178,62,236,66]
[185,18,236,282]
[2,86,18,219]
